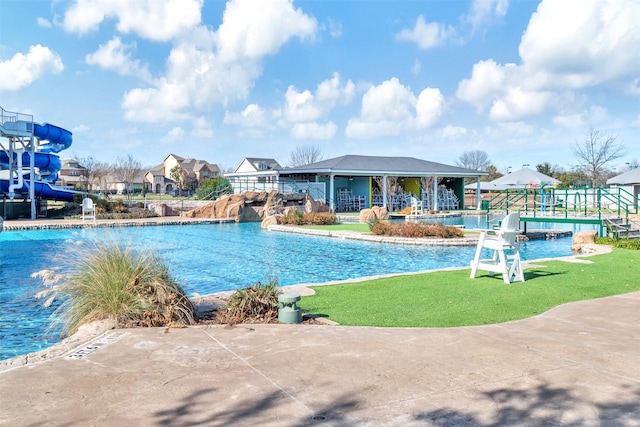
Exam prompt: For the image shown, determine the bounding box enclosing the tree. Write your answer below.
[194,177,232,200]
[73,154,95,192]
[536,162,558,178]
[288,145,325,167]
[455,150,491,171]
[113,155,142,199]
[92,161,112,194]
[485,165,503,181]
[572,126,626,187]
[373,176,400,211]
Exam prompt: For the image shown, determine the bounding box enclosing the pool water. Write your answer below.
[0,219,596,360]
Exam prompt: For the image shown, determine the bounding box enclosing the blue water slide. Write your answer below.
[0,119,75,201]
[0,152,61,178]
[33,123,72,153]
[0,177,74,201]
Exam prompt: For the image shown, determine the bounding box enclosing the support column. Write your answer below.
[329,174,335,212]
[382,175,388,210]
[476,176,482,210]
[29,135,36,219]
[433,176,438,211]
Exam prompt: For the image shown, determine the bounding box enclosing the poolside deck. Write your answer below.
[1,291,638,425]
[1,216,234,230]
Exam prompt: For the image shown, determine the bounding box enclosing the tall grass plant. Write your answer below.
[34,239,195,336]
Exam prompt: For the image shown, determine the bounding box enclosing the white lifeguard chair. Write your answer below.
[82,197,96,224]
[410,196,424,215]
[470,211,524,284]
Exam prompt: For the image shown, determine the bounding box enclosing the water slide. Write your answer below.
[0,118,75,202]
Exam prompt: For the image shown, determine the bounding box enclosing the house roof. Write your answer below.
[607,168,640,185]
[164,153,184,162]
[281,155,484,177]
[180,158,220,173]
[244,157,282,170]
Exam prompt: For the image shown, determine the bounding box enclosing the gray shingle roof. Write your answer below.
[282,155,484,176]
[607,168,640,185]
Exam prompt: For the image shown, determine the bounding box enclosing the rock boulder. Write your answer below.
[359,206,389,223]
[183,191,326,223]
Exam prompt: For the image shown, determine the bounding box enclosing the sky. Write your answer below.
[0,0,638,174]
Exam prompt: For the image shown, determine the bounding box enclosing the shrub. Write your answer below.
[595,236,640,250]
[280,209,304,225]
[34,239,195,336]
[370,221,463,238]
[279,209,337,226]
[370,220,394,235]
[216,279,281,325]
[304,212,338,225]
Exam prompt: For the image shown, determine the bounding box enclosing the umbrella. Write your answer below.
[465,167,560,191]
[486,167,560,190]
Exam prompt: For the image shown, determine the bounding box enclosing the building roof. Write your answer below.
[244,157,282,171]
[281,155,484,177]
[180,158,220,173]
[607,168,640,185]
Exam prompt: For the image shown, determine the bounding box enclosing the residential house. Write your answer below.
[58,159,89,189]
[144,166,176,195]
[225,157,283,193]
[158,154,220,194]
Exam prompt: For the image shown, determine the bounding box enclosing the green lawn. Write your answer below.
[298,248,640,327]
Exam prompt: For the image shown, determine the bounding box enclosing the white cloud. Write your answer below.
[345,78,444,138]
[464,0,509,31]
[327,18,342,38]
[216,0,317,62]
[412,60,421,76]
[85,37,152,82]
[120,0,319,122]
[280,73,354,123]
[456,0,640,123]
[290,122,337,139]
[440,125,469,139]
[37,17,52,28]
[396,15,455,49]
[553,113,583,129]
[224,104,273,129]
[488,88,552,121]
[72,124,90,133]
[161,126,185,143]
[519,0,640,90]
[0,45,63,92]
[190,116,214,138]
[63,0,202,41]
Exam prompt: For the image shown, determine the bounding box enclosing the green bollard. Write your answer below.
[278,293,302,324]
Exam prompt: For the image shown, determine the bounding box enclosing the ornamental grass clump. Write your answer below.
[34,239,195,337]
[216,280,281,325]
[370,220,463,238]
[279,209,337,225]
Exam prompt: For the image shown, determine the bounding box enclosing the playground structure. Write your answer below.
[0,106,76,219]
[484,187,639,238]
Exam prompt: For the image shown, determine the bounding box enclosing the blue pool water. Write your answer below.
[0,219,596,360]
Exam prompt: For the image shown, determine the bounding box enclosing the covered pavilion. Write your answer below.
[280,155,486,212]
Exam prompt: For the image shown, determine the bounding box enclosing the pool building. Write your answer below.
[227,154,487,213]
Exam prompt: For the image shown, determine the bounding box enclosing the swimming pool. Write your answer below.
[0,219,595,360]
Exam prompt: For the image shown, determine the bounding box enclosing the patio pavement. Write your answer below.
[1,291,639,426]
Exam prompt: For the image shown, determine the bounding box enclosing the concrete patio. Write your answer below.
[1,291,639,426]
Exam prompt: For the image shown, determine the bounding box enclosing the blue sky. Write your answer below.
[1,0,638,173]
